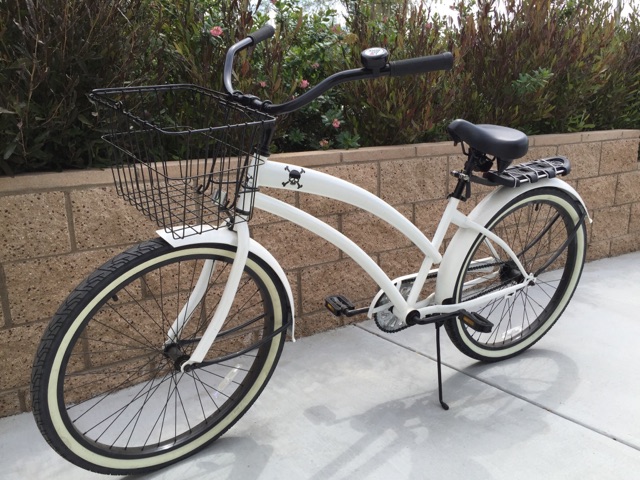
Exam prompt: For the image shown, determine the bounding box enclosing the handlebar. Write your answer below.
[248,24,276,45]
[388,53,454,77]
[223,25,453,116]
[223,25,276,95]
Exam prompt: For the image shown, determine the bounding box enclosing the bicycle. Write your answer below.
[30,25,589,475]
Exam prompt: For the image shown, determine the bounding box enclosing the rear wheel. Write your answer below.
[446,188,586,362]
[31,238,289,474]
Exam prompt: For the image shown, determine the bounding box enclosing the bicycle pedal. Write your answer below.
[459,311,494,333]
[324,295,355,317]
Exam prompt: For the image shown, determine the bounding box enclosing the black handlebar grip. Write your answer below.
[248,24,276,45]
[388,52,454,77]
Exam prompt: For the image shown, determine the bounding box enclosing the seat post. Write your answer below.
[450,149,477,201]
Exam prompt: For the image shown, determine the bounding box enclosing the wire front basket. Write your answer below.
[90,84,275,239]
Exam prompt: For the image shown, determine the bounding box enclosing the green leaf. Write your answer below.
[77,114,93,127]
[3,143,17,160]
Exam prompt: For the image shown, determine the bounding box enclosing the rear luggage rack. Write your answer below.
[484,156,571,187]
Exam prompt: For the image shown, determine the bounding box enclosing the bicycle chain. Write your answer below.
[373,317,411,334]
[373,259,511,333]
[463,259,525,302]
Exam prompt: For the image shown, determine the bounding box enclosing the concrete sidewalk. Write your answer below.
[1,252,639,479]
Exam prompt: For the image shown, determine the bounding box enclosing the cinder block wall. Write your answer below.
[1,130,639,417]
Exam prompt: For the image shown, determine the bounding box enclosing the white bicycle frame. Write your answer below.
[256,159,532,317]
[158,156,587,370]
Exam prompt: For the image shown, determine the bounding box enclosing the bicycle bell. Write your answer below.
[361,47,389,72]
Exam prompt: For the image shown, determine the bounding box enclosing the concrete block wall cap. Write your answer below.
[528,132,582,146]
[0,168,114,194]
[416,141,460,156]
[582,130,640,142]
[341,144,417,163]
[271,149,342,167]
[527,130,640,146]
[620,129,640,139]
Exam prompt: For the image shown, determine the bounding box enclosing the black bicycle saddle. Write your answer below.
[447,119,529,161]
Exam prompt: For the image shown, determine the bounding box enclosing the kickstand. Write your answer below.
[435,321,450,411]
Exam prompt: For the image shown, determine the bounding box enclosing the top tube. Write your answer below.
[223,24,454,116]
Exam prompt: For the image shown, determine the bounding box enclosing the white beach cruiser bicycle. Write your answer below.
[31,25,589,474]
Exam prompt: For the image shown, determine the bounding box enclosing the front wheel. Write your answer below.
[446,187,587,362]
[31,239,290,475]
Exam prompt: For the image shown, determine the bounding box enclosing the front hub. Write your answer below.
[163,343,190,372]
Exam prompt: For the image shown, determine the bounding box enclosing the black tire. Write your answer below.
[31,239,289,474]
[446,187,587,362]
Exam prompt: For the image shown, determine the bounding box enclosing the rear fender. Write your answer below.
[434,178,590,306]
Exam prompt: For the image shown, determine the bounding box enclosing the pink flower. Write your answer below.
[319,139,329,148]
[299,79,309,89]
[332,118,341,129]
[210,26,223,37]
[311,62,320,69]
[259,81,267,88]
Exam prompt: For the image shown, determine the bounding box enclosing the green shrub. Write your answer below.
[257,2,358,151]
[97,0,357,152]
[0,0,165,174]
[340,0,452,145]
[341,0,637,143]
[1,0,638,174]
[146,0,266,89]
[443,0,623,134]
[589,8,640,130]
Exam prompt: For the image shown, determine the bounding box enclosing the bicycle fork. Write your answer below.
[163,221,252,372]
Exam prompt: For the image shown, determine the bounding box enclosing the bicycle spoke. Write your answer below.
[85,370,172,441]
[66,357,161,410]
[124,373,169,449]
[452,193,583,355]
[95,307,158,353]
[38,238,286,471]
[190,370,221,411]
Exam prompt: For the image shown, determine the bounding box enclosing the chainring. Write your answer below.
[373,279,415,333]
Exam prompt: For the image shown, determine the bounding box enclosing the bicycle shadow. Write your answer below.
[124,434,273,480]
[124,349,579,480]
[301,348,580,480]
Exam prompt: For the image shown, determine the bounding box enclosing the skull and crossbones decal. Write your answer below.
[282,166,305,189]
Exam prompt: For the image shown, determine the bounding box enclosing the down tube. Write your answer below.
[253,193,413,321]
